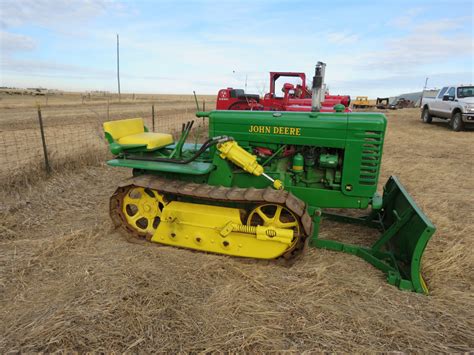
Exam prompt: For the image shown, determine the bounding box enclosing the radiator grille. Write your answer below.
[359,131,382,186]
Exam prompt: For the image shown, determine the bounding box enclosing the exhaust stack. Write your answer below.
[311,61,326,112]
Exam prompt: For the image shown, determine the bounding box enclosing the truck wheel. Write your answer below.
[422,107,432,123]
[451,112,464,131]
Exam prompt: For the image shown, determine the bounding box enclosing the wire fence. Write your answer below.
[0,102,209,185]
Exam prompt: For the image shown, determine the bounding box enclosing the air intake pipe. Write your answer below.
[311,61,326,112]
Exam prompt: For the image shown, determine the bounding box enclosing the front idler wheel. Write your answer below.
[247,204,302,258]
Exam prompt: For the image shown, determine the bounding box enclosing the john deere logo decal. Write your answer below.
[249,125,301,136]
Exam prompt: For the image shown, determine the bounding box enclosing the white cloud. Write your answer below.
[412,18,463,32]
[389,7,425,28]
[331,71,472,97]
[1,56,115,78]
[0,31,36,52]
[327,31,359,44]
[355,17,473,73]
[0,0,122,29]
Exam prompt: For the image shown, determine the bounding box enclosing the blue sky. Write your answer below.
[1,0,473,97]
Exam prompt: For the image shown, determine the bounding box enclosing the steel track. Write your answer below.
[110,175,314,260]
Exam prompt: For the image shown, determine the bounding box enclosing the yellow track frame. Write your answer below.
[151,201,298,259]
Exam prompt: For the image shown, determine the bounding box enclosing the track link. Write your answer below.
[110,175,314,260]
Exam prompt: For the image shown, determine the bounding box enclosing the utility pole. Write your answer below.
[233,70,248,91]
[420,77,428,107]
[423,77,429,91]
[117,33,121,102]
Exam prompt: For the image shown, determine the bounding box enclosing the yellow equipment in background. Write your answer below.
[352,96,375,109]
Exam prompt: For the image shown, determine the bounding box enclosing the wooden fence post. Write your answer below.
[37,104,51,174]
[152,104,155,132]
[193,91,200,111]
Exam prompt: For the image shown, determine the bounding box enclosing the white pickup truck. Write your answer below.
[421,85,474,131]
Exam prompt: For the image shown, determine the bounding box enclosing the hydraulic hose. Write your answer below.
[123,136,233,164]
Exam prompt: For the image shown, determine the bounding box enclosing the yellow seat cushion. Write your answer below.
[103,118,145,140]
[118,132,173,150]
[103,117,173,150]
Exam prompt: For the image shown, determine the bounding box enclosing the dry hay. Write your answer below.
[0,109,473,352]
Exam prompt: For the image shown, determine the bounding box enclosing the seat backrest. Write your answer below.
[103,118,144,140]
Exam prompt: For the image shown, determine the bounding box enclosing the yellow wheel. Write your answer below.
[122,187,167,236]
[246,204,301,247]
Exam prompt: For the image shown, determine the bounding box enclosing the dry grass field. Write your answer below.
[0,101,473,352]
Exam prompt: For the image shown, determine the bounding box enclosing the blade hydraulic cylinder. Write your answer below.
[217,141,284,189]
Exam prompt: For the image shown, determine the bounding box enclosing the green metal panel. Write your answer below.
[166,142,203,151]
[341,114,386,197]
[107,159,214,175]
[208,110,349,148]
[288,186,370,209]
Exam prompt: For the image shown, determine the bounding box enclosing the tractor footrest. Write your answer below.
[107,159,214,175]
[166,142,204,151]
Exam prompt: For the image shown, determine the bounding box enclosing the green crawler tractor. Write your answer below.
[103,109,435,294]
